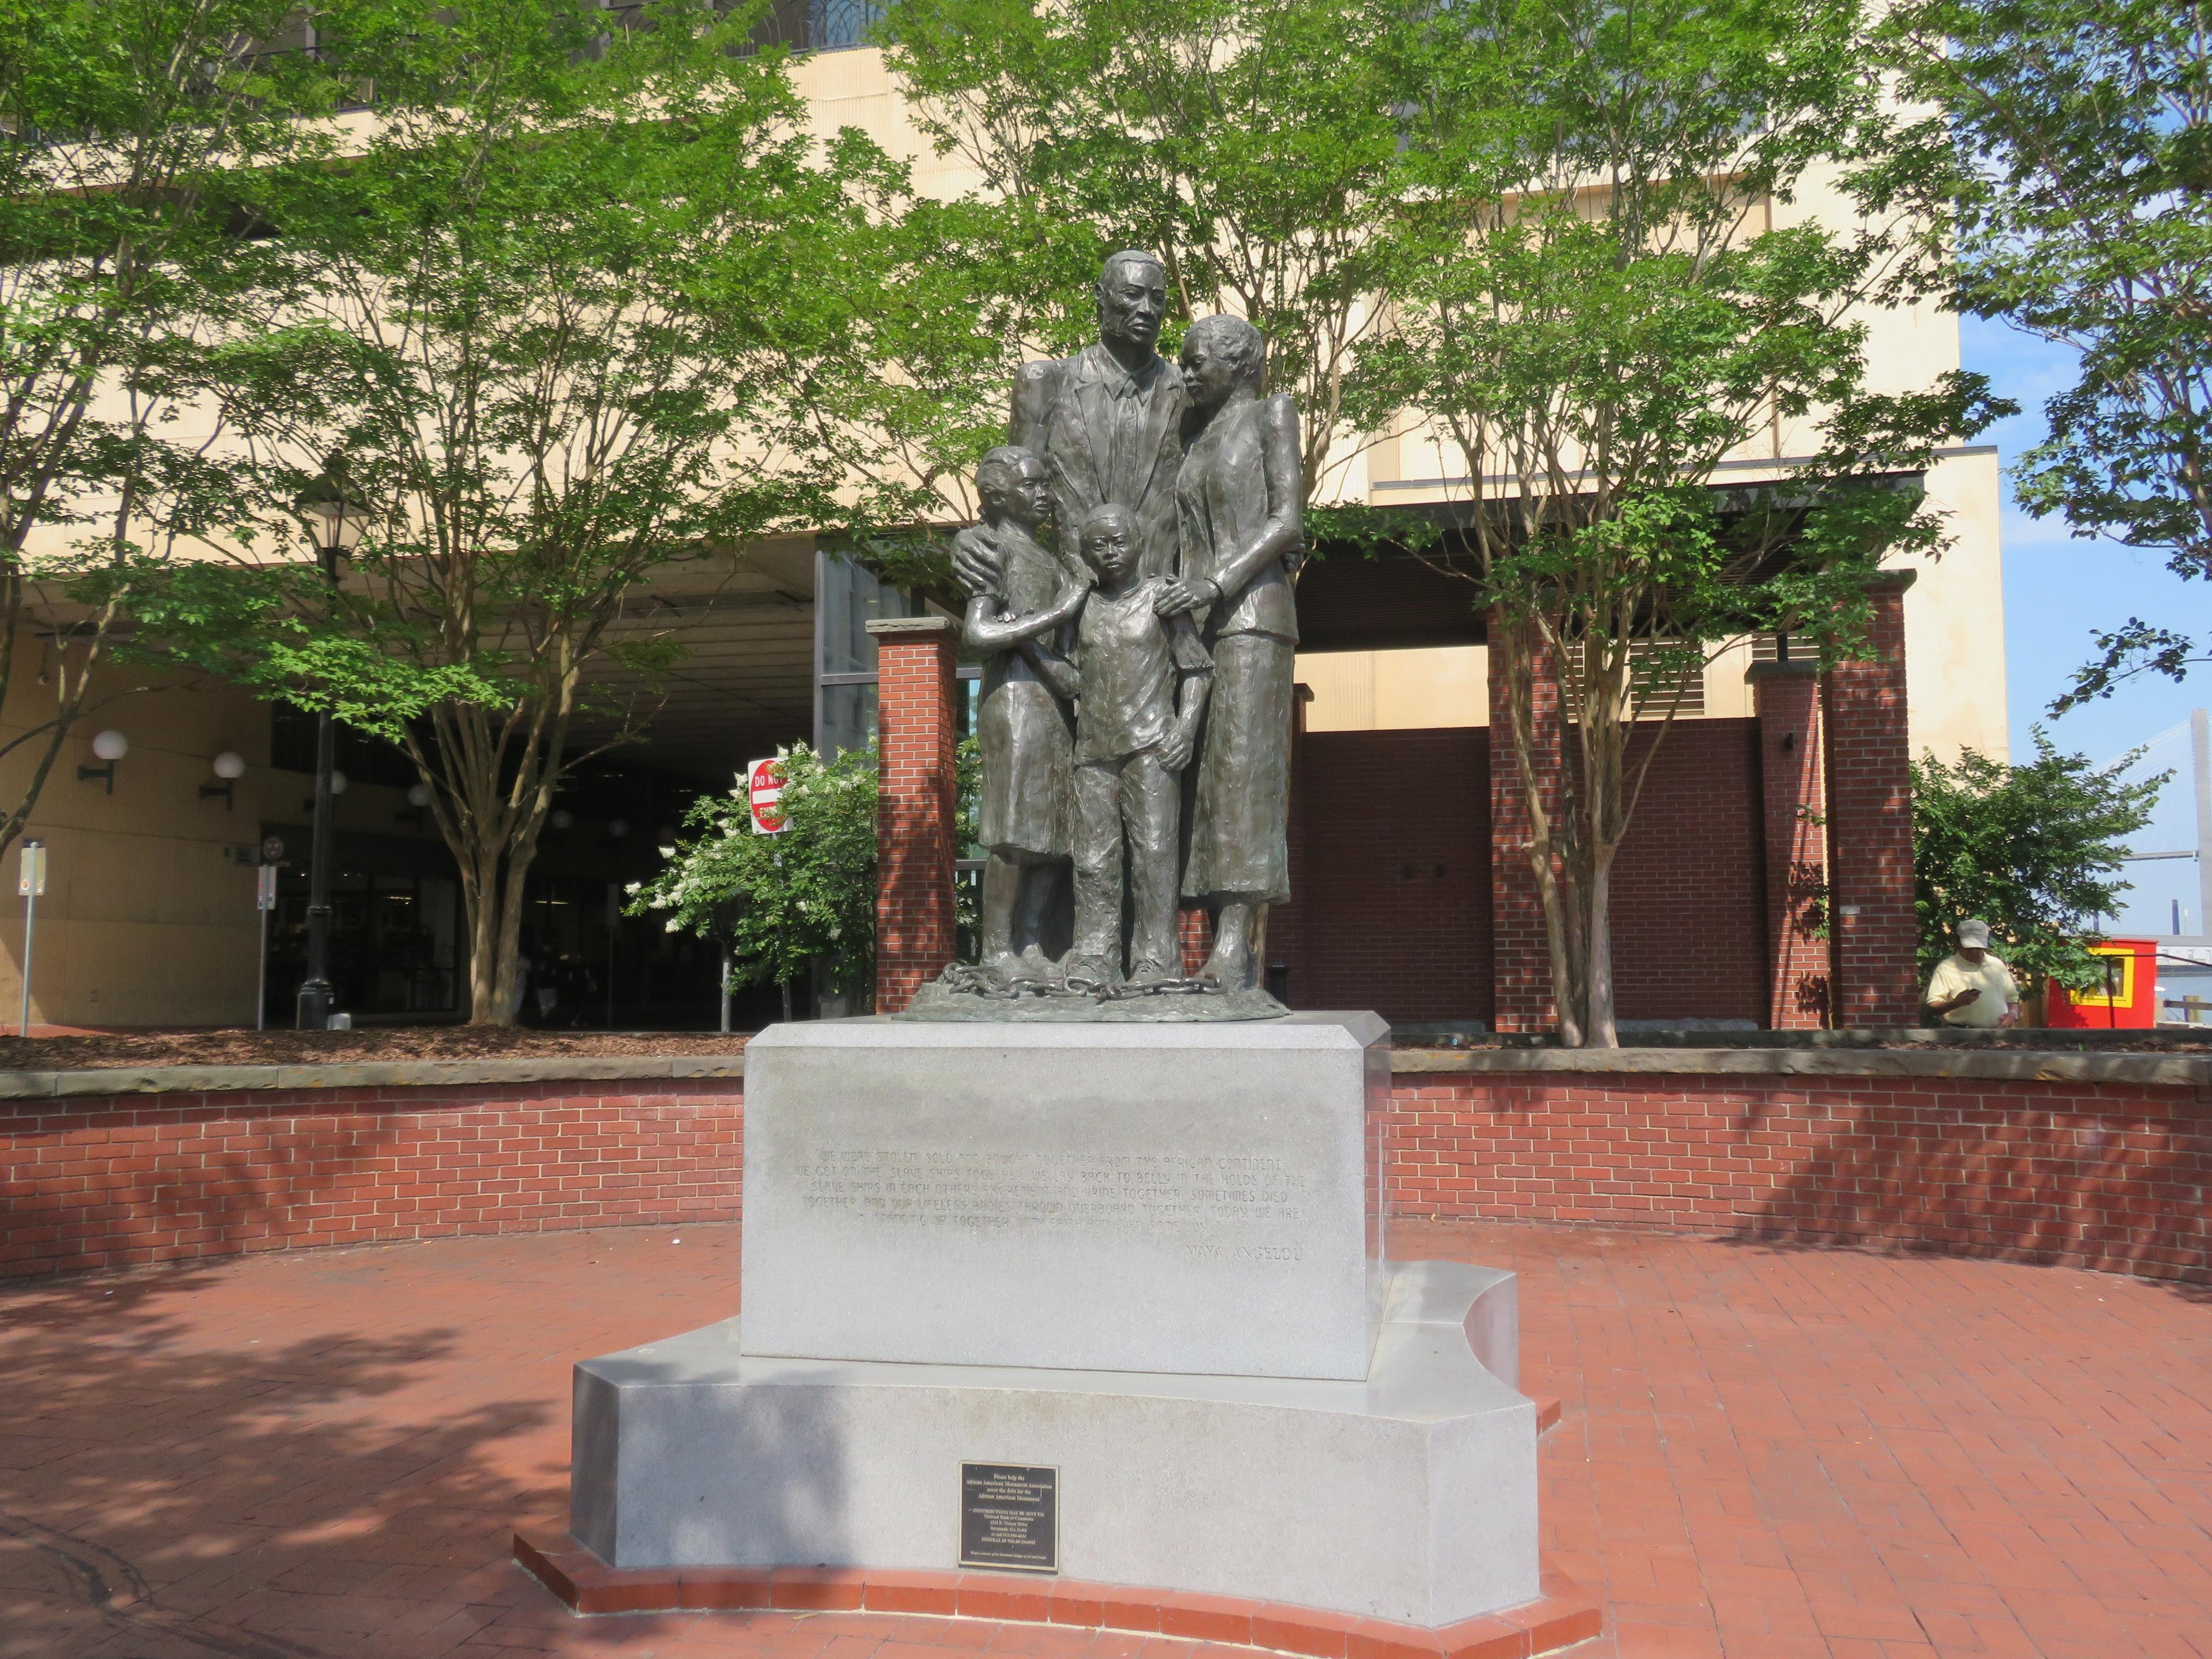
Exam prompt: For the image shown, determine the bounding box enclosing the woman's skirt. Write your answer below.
[1181,631,1293,904]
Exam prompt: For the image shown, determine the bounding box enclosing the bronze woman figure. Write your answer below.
[1157,315,1303,990]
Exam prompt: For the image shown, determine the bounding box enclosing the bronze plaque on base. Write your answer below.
[959,1462,1058,1573]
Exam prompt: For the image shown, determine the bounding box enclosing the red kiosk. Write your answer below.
[2044,937,2158,1029]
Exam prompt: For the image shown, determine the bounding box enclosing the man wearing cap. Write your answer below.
[1925,919,2022,1027]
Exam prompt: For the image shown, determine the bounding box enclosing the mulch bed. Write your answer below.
[0,1027,748,1071]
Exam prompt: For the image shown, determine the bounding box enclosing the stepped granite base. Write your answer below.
[570,1260,1538,1626]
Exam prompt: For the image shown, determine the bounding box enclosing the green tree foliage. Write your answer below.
[1911,732,2164,991]
[628,741,979,1010]
[878,0,1406,507]
[135,0,930,1022]
[628,744,883,1006]
[0,0,332,858]
[1881,0,2209,710]
[1359,0,2004,1045]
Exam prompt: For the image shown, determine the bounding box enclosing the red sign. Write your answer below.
[745,757,787,834]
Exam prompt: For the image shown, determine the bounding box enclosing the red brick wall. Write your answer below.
[1825,576,1918,1025]
[9,1068,2199,1288]
[871,620,960,1013]
[0,1081,740,1279]
[1386,1072,2210,1285]
[1605,721,1767,1024]
[1279,728,1493,1020]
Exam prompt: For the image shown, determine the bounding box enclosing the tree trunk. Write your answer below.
[493,847,533,1023]
[454,834,551,1027]
[1498,611,1588,1046]
[1582,844,1619,1048]
[1529,840,1584,1047]
[424,693,570,1027]
[465,847,510,1024]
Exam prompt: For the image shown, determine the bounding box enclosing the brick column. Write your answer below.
[1823,572,1918,1027]
[1177,908,1215,978]
[868,615,959,1014]
[1488,613,1560,1033]
[1749,660,1830,1028]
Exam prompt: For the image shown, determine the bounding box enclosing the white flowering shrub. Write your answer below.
[628,738,979,1001]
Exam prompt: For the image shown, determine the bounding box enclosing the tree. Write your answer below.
[1912,732,2164,992]
[0,0,331,860]
[628,740,980,1016]
[1880,0,2210,710]
[142,0,922,1022]
[878,0,1406,508]
[1361,0,2004,1046]
[629,744,882,1016]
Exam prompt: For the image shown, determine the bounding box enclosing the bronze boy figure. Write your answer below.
[1064,504,1213,990]
[956,446,1087,989]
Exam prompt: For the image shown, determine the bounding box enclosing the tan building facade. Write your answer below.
[0,38,2010,1030]
[780,46,2010,763]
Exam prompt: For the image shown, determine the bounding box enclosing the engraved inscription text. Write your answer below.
[795,1146,1307,1252]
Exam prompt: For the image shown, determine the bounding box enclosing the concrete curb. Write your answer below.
[1388,1046,2212,1085]
[0,1041,2205,1097]
[0,1053,749,1101]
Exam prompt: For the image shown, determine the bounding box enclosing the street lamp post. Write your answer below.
[293,454,368,1031]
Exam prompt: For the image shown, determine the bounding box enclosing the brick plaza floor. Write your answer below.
[1,1221,2206,1659]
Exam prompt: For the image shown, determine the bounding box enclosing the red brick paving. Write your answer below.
[1,1221,2206,1659]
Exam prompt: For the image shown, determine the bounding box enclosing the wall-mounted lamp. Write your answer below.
[606,817,629,841]
[78,729,128,793]
[200,751,247,808]
[396,780,433,827]
[302,769,347,812]
[550,808,575,831]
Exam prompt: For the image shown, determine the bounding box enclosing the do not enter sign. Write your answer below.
[745,757,787,834]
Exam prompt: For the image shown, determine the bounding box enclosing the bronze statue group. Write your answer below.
[944,251,1303,1003]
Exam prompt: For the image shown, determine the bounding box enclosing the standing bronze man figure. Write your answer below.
[1011,250,1186,582]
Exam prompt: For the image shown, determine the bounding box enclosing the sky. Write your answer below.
[1971,316,2207,935]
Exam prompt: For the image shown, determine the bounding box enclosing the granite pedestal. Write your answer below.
[740,1014,1390,1379]
[567,1013,1543,1626]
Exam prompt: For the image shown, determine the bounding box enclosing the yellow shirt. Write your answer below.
[1926,953,2018,1027]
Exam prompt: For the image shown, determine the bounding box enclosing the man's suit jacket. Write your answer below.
[1011,342,1186,583]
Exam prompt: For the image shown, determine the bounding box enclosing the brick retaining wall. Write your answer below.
[0,1079,740,1279]
[1388,1070,2210,1285]
[3,1060,2204,1285]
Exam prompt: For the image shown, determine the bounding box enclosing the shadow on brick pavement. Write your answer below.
[2,1220,2209,1659]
